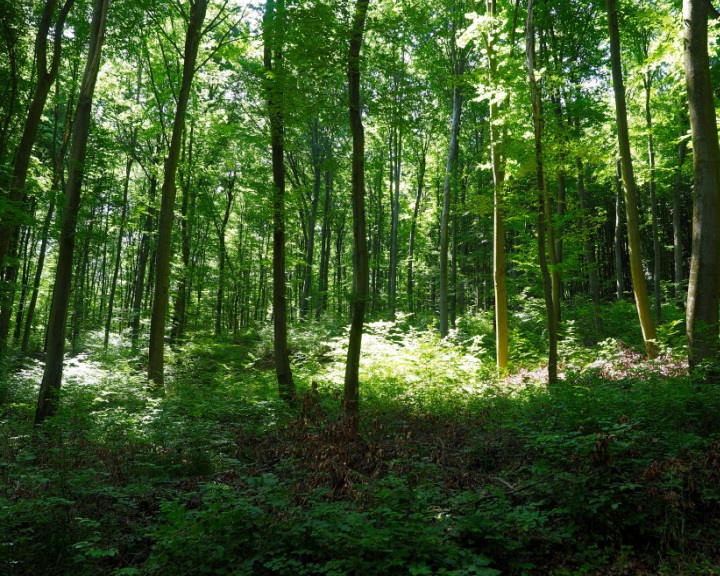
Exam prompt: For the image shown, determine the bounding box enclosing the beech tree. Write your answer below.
[605,0,658,358]
[264,0,295,400]
[344,0,370,424]
[683,0,720,371]
[35,0,110,425]
[148,0,208,387]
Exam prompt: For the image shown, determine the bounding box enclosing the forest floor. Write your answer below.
[2,308,720,575]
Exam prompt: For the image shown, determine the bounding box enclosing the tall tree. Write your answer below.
[34,0,109,426]
[0,0,74,352]
[439,8,465,338]
[683,0,720,371]
[527,0,557,384]
[605,0,658,358]
[264,0,295,400]
[147,0,208,386]
[344,0,370,425]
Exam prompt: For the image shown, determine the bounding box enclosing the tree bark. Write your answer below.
[344,0,370,424]
[104,154,132,348]
[388,124,401,318]
[0,0,74,273]
[148,0,207,386]
[264,0,295,400]
[683,0,720,370]
[34,0,109,426]
[644,74,662,323]
[408,137,428,314]
[614,159,625,300]
[527,0,557,384]
[674,121,688,301]
[440,83,462,338]
[300,120,323,320]
[605,0,658,358]
[485,0,509,370]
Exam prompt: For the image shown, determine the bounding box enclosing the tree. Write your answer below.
[683,0,720,371]
[263,0,295,401]
[527,0,558,384]
[439,4,466,339]
[148,0,208,387]
[605,0,658,358]
[34,0,110,426]
[0,0,74,351]
[344,0,370,425]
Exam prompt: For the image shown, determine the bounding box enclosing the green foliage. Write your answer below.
[2,320,720,575]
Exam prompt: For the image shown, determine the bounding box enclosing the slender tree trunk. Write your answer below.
[440,83,462,338]
[485,0,509,371]
[172,122,195,342]
[527,0,557,384]
[683,0,720,371]
[644,75,662,323]
[605,0,658,358]
[148,0,207,386]
[576,156,602,335]
[215,181,234,335]
[674,115,688,301]
[0,0,74,273]
[264,0,295,400]
[34,0,109,426]
[408,139,427,313]
[22,201,54,353]
[299,125,322,321]
[317,170,332,319]
[388,125,401,318]
[104,154,132,348]
[614,159,625,300]
[131,176,156,347]
[344,0,370,424]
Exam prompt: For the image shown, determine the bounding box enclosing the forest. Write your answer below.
[2,0,720,573]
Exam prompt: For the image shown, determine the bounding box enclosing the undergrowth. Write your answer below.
[1,301,719,575]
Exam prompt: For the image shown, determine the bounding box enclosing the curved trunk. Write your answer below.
[605,0,658,358]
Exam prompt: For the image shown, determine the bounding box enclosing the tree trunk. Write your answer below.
[485,0,509,370]
[527,0,557,384]
[440,83,462,338]
[644,74,662,324]
[148,0,207,387]
[317,169,332,319]
[408,138,427,314]
[104,154,132,348]
[34,0,109,426]
[683,0,720,371]
[264,0,295,400]
[300,120,323,320]
[215,179,234,335]
[388,125,401,318]
[0,0,74,273]
[674,124,688,301]
[131,176,157,347]
[614,159,625,300]
[344,0,370,425]
[605,0,658,358]
[576,156,602,336]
